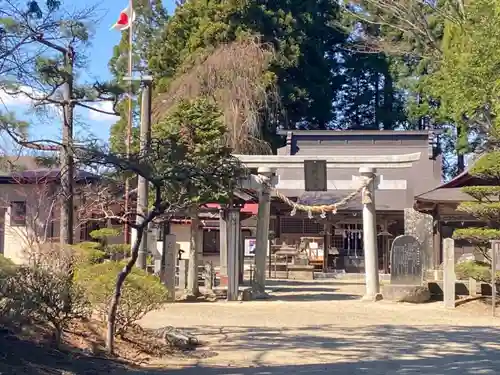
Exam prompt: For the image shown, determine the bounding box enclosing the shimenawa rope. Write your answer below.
[254,174,374,218]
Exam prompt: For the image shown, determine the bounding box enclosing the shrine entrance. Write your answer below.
[219,152,423,302]
[272,210,403,275]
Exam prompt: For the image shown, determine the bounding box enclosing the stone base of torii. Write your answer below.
[218,153,421,301]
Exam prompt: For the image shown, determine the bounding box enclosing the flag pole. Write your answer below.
[124,0,134,244]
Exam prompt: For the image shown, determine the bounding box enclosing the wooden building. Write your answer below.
[180,130,442,274]
[413,169,485,266]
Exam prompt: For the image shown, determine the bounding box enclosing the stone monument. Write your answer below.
[163,234,177,302]
[382,235,430,303]
[443,238,455,308]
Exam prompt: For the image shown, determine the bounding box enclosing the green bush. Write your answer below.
[0,256,16,311]
[455,260,500,283]
[89,228,121,241]
[72,242,107,265]
[106,244,131,259]
[1,266,90,344]
[469,151,500,180]
[0,255,15,280]
[75,262,167,335]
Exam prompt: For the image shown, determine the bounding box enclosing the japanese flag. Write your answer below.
[110,5,136,31]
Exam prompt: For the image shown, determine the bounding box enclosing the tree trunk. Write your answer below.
[382,70,394,130]
[186,207,200,297]
[457,125,466,173]
[106,225,144,354]
[374,71,379,129]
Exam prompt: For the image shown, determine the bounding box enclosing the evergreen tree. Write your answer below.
[153,97,245,296]
[336,51,406,130]
[454,153,500,283]
[147,0,348,132]
[344,0,468,174]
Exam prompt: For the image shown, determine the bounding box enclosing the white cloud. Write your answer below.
[0,85,42,108]
[87,101,118,123]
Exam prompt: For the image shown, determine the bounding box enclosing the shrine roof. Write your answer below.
[0,168,100,184]
[277,130,437,137]
[413,169,477,209]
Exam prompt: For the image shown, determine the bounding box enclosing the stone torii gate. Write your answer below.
[221,152,421,301]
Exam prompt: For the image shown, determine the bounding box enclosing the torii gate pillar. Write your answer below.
[359,167,382,301]
[253,166,272,297]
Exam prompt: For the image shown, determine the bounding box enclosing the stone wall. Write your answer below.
[404,208,434,272]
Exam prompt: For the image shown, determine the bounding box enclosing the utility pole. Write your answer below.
[124,0,134,245]
[60,46,75,249]
[125,75,153,269]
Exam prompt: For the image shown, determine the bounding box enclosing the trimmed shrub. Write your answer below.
[1,267,91,343]
[75,262,167,335]
[72,242,107,265]
[456,260,500,284]
[89,228,121,242]
[106,244,131,260]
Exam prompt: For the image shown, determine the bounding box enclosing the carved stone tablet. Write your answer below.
[390,235,422,285]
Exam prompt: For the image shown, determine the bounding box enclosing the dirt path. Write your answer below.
[133,280,500,374]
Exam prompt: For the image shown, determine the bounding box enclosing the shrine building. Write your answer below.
[171,129,442,275]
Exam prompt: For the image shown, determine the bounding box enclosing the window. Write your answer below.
[280,217,322,234]
[332,223,364,256]
[10,201,26,226]
[203,230,219,254]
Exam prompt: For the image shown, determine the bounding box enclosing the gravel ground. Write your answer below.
[136,280,500,375]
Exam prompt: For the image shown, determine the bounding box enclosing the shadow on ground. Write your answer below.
[130,324,500,375]
[3,324,500,374]
[266,279,365,288]
[141,354,500,375]
[264,279,363,301]
[269,292,359,301]
[0,333,135,374]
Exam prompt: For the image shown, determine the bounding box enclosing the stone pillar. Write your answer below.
[178,259,188,290]
[219,208,228,284]
[163,234,176,302]
[469,277,477,297]
[186,213,201,296]
[227,208,241,301]
[239,231,245,284]
[443,238,456,309]
[203,263,214,291]
[404,208,434,272]
[360,167,382,302]
[254,167,272,296]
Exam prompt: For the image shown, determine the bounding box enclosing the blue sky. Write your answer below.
[1,0,176,146]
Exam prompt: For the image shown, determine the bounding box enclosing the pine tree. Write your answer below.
[0,0,123,247]
[454,153,500,283]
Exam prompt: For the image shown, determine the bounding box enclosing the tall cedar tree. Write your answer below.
[147,0,347,134]
[344,0,468,175]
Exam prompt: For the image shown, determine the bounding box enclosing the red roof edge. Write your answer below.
[203,203,258,215]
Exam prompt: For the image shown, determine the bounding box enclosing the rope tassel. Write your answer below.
[361,187,373,205]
